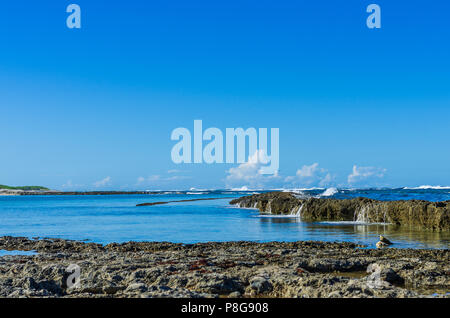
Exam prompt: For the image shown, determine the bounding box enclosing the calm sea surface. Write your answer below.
[0,189,449,249]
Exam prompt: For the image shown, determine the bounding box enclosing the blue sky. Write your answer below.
[0,0,449,190]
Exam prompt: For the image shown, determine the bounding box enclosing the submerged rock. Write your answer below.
[230,192,450,231]
[376,241,389,249]
[379,236,393,245]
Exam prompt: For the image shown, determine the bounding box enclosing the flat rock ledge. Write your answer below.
[0,236,448,298]
[230,192,450,231]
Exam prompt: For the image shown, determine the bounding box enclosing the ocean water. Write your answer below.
[0,250,37,257]
[0,189,449,249]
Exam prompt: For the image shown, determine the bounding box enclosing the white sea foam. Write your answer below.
[319,187,338,197]
[280,187,325,192]
[228,187,264,192]
[189,187,211,191]
[256,214,302,218]
[403,185,450,190]
[230,202,259,210]
[290,204,303,217]
[284,189,304,196]
[231,186,249,191]
[354,206,369,223]
[267,200,272,213]
[318,221,389,225]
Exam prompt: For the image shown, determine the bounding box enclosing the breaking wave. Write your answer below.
[319,187,338,197]
[403,185,450,190]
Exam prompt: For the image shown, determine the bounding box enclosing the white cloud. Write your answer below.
[62,180,74,188]
[347,165,387,184]
[137,176,146,184]
[285,163,335,187]
[296,163,320,178]
[166,175,190,181]
[225,161,387,189]
[93,176,112,188]
[136,174,190,185]
[147,175,161,182]
[226,150,280,188]
[319,173,335,187]
[61,180,84,189]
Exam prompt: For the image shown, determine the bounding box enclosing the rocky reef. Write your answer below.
[230,192,450,231]
[0,236,448,298]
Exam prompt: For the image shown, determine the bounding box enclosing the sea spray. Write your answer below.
[355,206,369,223]
[289,206,296,216]
[267,200,272,213]
[320,188,338,197]
[291,204,304,218]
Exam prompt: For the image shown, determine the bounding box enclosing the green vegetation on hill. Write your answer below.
[0,185,49,191]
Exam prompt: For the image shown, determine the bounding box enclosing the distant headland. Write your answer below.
[0,185,49,191]
[0,187,161,196]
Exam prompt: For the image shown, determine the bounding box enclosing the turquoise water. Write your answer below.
[0,189,449,249]
[0,250,37,257]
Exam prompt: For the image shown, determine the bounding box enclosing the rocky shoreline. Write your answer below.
[0,236,448,298]
[230,192,450,231]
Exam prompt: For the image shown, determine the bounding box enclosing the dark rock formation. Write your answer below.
[230,192,450,231]
[136,198,223,206]
[0,236,448,298]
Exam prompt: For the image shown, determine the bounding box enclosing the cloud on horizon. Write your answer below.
[347,165,387,185]
[136,174,191,187]
[93,176,112,188]
[61,180,84,189]
[225,150,280,188]
[226,160,388,190]
[284,163,335,187]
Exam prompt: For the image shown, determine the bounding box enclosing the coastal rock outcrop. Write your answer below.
[0,237,448,298]
[230,192,450,231]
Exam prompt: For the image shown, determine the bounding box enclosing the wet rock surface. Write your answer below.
[0,236,448,298]
[230,192,450,231]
